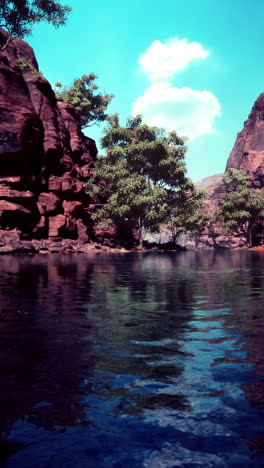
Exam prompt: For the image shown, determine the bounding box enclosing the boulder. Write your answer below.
[38,193,61,214]
[48,214,66,237]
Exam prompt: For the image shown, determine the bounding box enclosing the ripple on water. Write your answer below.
[0,251,264,467]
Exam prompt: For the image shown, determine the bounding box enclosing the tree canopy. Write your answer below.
[87,156,168,247]
[100,114,188,187]
[216,168,264,246]
[0,0,71,49]
[86,114,207,247]
[55,74,114,128]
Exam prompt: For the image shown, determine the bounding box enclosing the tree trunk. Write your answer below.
[0,35,12,52]
[248,227,252,247]
[138,234,144,249]
[137,219,144,249]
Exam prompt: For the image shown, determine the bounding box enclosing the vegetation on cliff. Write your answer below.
[55,75,114,128]
[16,57,42,74]
[217,168,264,247]
[0,0,71,50]
[86,114,208,247]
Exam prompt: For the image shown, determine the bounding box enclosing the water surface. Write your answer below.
[0,251,264,467]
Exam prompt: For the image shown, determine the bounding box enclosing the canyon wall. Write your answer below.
[194,94,264,249]
[0,31,99,247]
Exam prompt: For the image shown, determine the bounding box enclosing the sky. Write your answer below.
[28,0,264,182]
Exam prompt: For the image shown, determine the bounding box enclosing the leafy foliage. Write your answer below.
[16,57,42,74]
[0,0,71,49]
[216,168,264,246]
[86,158,168,246]
[100,114,188,188]
[166,187,209,243]
[55,74,114,128]
[86,114,207,246]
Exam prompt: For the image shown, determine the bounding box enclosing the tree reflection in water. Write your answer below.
[0,251,263,466]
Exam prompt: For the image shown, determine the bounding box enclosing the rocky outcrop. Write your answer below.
[189,177,246,250]
[0,30,98,244]
[194,95,264,249]
[226,93,264,180]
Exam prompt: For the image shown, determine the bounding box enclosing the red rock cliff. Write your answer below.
[0,31,98,243]
[226,93,264,180]
[225,93,264,190]
[195,94,264,249]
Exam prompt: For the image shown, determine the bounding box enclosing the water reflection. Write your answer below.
[0,251,263,466]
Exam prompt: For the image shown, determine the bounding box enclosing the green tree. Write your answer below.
[86,114,205,248]
[166,187,209,243]
[100,114,188,188]
[0,0,71,50]
[87,157,168,247]
[54,75,114,128]
[216,168,264,247]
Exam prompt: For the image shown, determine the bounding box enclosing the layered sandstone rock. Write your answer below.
[194,95,264,249]
[0,30,98,243]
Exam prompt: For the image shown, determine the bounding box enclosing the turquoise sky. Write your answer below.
[28,0,264,182]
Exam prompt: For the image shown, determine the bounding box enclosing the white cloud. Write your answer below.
[132,38,221,140]
[132,82,221,139]
[139,38,209,81]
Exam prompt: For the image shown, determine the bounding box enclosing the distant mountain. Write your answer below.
[195,174,223,192]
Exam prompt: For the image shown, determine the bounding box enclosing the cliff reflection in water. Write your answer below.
[0,251,263,467]
[0,254,97,434]
[0,253,194,432]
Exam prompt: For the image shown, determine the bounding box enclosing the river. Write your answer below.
[0,251,264,467]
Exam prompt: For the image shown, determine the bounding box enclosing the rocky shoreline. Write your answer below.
[0,232,190,254]
[0,237,253,255]
[0,238,126,255]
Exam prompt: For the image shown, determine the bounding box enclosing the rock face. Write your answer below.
[194,95,264,249]
[195,174,224,215]
[192,176,246,250]
[0,31,98,243]
[226,93,264,181]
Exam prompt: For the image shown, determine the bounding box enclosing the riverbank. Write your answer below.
[0,237,261,255]
[0,239,124,255]
[0,239,188,255]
